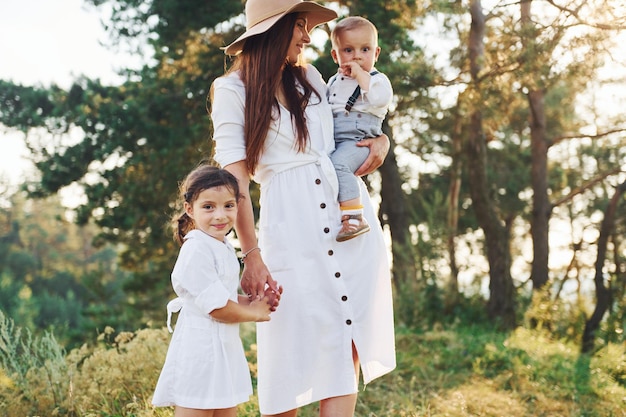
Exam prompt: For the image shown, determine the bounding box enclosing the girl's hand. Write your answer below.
[354,133,390,176]
[249,295,273,322]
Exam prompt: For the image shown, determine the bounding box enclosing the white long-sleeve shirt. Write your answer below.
[327,68,393,119]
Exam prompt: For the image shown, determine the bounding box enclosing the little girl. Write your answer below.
[152,164,280,417]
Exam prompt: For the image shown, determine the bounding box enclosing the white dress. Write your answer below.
[152,230,252,409]
[212,65,396,415]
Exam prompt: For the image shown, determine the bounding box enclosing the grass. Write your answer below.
[1,317,625,416]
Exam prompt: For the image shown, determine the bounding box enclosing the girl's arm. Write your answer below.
[223,160,279,299]
[210,296,272,323]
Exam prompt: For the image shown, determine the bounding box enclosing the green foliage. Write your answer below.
[2,291,626,417]
[0,80,65,132]
[1,23,224,313]
[2,319,626,416]
[0,311,68,416]
[472,328,626,416]
[523,287,589,342]
[394,269,447,330]
[0,191,136,349]
[64,326,170,416]
[86,0,243,51]
[593,343,626,387]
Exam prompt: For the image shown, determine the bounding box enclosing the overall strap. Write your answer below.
[345,70,379,113]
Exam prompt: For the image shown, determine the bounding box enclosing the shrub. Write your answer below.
[0,310,68,416]
[66,326,170,416]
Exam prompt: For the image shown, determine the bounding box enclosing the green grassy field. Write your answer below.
[1,319,625,416]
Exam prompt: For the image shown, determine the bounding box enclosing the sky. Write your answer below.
[0,0,129,187]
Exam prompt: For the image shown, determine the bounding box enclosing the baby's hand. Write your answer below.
[340,61,364,78]
[264,284,283,312]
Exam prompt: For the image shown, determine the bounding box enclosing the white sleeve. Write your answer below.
[365,72,393,108]
[307,64,330,99]
[211,75,247,168]
[171,239,230,315]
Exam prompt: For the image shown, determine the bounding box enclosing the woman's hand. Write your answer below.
[223,161,280,299]
[240,249,279,299]
[354,133,390,176]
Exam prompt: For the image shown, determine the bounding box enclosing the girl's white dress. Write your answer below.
[152,230,252,409]
[212,64,396,415]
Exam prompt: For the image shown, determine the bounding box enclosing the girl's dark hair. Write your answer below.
[173,164,241,245]
[224,13,321,175]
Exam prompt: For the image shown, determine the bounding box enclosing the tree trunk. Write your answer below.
[445,110,462,311]
[522,0,551,290]
[581,181,625,353]
[379,121,417,290]
[466,0,516,328]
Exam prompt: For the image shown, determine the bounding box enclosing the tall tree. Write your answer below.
[465,0,516,327]
[436,0,625,324]
[582,180,626,353]
[516,0,624,293]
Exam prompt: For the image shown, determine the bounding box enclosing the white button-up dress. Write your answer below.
[152,230,252,409]
[212,65,396,415]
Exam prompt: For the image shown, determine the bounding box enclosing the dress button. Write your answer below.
[346,319,352,325]
[315,179,321,184]
[328,250,334,256]
[335,272,341,278]
[357,113,362,118]
[324,227,330,233]
[341,295,348,301]
[320,203,326,209]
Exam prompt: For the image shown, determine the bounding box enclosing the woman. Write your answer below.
[210,1,396,416]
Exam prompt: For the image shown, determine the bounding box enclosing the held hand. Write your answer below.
[249,295,273,322]
[354,133,390,176]
[264,284,283,312]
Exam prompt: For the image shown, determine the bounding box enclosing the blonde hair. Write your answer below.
[330,16,378,49]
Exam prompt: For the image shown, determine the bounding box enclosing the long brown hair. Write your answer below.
[227,13,322,175]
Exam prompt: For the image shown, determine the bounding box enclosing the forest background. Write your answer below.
[1,0,626,416]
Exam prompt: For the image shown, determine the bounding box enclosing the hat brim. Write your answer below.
[223,2,337,56]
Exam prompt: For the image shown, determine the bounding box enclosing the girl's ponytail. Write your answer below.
[174,212,194,245]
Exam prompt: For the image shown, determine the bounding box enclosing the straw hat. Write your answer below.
[223,0,337,56]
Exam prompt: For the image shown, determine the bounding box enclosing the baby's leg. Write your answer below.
[330,140,370,205]
[331,140,371,242]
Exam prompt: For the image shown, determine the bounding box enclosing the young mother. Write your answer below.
[210,1,396,416]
